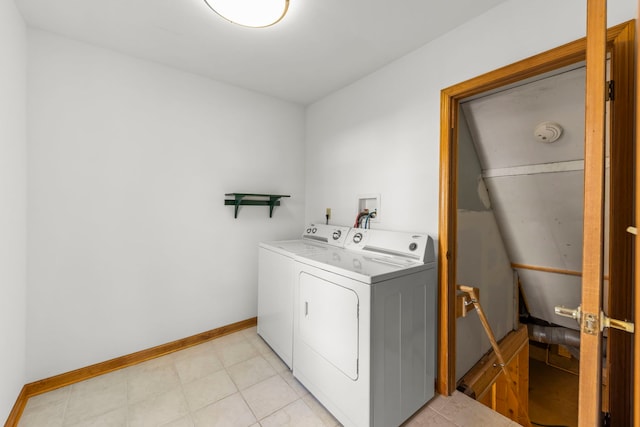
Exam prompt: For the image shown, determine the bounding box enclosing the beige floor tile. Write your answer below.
[173,343,213,361]
[210,331,247,348]
[262,351,289,373]
[240,326,258,338]
[65,407,127,427]
[431,391,518,427]
[279,371,309,397]
[241,375,298,420]
[402,407,458,427]
[422,394,447,413]
[18,399,66,427]
[301,394,341,427]
[160,415,195,427]
[182,369,238,412]
[18,327,521,427]
[128,387,189,427]
[24,386,71,411]
[227,355,276,390]
[192,393,257,427]
[174,346,224,384]
[126,357,182,404]
[260,399,326,427]
[212,340,258,368]
[246,334,273,355]
[63,375,127,425]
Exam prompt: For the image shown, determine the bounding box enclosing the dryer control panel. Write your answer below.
[344,228,434,264]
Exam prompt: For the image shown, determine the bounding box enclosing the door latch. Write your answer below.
[627,226,637,235]
[554,305,635,335]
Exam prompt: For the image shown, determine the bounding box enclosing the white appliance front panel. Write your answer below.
[293,263,372,427]
[299,272,359,380]
[257,247,295,368]
[292,261,437,427]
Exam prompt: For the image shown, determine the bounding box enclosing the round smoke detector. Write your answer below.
[534,121,563,143]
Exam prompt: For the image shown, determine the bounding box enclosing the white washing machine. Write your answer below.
[258,224,351,368]
[293,228,437,427]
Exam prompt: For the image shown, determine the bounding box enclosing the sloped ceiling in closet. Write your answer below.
[461,64,609,330]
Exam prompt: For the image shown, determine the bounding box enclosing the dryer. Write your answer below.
[293,228,437,427]
[258,224,350,368]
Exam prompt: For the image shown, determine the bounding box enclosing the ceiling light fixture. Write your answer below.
[204,0,289,28]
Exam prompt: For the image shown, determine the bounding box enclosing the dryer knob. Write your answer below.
[306,228,312,234]
[332,230,342,240]
[353,233,363,244]
[312,227,317,233]
[409,242,418,251]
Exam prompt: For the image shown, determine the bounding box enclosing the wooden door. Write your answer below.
[582,3,637,425]
[437,10,636,425]
[578,2,607,425]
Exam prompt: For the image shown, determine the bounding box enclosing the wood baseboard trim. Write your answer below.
[4,385,28,427]
[5,317,257,426]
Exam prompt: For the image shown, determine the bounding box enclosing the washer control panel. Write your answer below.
[302,224,351,247]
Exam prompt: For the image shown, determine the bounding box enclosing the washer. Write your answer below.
[293,228,437,427]
[258,224,350,368]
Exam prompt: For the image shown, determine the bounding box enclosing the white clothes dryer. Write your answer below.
[293,228,437,427]
[258,224,350,368]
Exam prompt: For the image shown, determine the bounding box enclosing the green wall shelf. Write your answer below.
[224,193,290,218]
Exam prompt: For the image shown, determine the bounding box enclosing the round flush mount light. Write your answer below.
[534,121,563,143]
[204,0,289,28]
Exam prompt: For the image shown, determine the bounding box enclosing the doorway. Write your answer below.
[437,20,635,425]
[458,62,587,426]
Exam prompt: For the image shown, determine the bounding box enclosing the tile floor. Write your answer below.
[18,327,519,427]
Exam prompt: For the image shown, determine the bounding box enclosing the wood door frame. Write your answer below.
[437,20,635,421]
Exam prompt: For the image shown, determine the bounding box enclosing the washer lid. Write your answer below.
[260,239,331,256]
[259,224,352,256]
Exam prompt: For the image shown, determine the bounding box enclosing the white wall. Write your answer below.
[26,30,305,381]
[305,0,635,376]
[0,0,27,420]
[306,0,634,231]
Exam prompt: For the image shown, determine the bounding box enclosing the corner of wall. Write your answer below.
[0,0,28,422]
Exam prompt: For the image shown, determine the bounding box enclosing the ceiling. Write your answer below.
[15,0,509,105]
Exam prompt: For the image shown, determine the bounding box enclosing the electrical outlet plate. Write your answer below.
[357,194,380,222]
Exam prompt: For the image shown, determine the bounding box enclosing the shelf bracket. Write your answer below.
[224,193,290,218]
[231,193,245,219]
